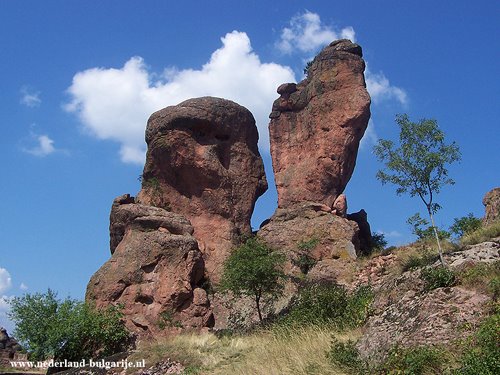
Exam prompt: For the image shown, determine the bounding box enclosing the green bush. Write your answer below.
[219,237,286,322]
[379,345,444,374]
[421,266,456,291]
[450,213,482,238]
[460,220,500,246]
[371,232,388,252]
[279,284,373,329]
[294,237,319,274]
[8,290,130,361]
[297,237,320,251]
[402,254,438,272]
[407,213,451,242]
[294,253,317,274]
[158,310,183,329]
[327,338,365,374]
[456,313,500,374]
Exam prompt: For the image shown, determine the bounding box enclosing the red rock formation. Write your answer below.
[86,196,213,334]
[269,39,371,209]
[137,97,267,281]
[483,187,500,225]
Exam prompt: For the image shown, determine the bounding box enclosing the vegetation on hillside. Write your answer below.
[8,289,130,362]
[219,237,286,322]
[374,113,461,265]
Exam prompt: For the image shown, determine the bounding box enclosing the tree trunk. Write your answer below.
[255,295,263,322]
[428,210,446,267]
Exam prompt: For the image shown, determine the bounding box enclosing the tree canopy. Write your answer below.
[219,237,286,322]
[8,289,129,361]
[374,114,461,265]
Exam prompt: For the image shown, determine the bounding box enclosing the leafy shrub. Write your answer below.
[303,60,313,76]
[421,266,456,291]
[294,253,317,274]
[371,232,388,252]
[279,284,373,329]
[219,237,286,322]
[379,345,444,375]
[407,213,451,242]
[456,313,500,374]
[402,253,438,272]
[450,213,482,238]
[158,310,183,329]
[460,220,500,246]
[8,290,130,361]
[327,338,365,374]
[297,237,320,251]
[293,237,319,274]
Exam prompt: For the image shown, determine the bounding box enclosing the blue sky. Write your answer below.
[1,0,499,331]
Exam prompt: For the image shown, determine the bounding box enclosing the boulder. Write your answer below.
[86,198,213,335]
[0,328,23,367]
[269,39,371,209]
[258,203,362,284]
[483,187,500,225]
[137,97,267,281]
[332,193,347,217]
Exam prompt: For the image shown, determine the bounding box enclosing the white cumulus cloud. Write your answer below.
[65,31,296,164]
[365,67,408,106]
[277,11,356,54]
[23,133,56,157]
[20,86,41,107]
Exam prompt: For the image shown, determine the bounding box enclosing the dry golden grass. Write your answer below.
[128,326,360,374]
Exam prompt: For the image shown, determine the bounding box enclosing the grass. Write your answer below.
[276,284,373,330]
[128,327,360,374]
[377,345,448,375]
[460,220,500,246]
[458,261,500,299]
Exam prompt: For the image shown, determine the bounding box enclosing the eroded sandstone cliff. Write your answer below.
[137,97,267,281]
[269,39,371,209]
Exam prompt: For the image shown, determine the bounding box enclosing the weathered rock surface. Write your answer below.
[86,197,213,334]
[356,242,498,363]
[259,203,362,285]
[358,281,489,363]
[269,39,371,209]
[483,187,500,224]
[443,241,499,267]
[0,327,25,367]
[137,97,267,281]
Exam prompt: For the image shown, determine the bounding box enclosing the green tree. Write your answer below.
[374,114,461,265]
[450,213,482,238]
[407,213,451,241]
[8,289,129,361]
[371,232,388,252]
[219,237,286,322]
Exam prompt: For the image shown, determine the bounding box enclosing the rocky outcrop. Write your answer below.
[0,328,25,368]
[86,197,213,334]
[259,203,362,284]
[358,281,489,363]
[483,187,500,224]
[137,97,267,281]
[356,242,499,363]
[269,39,371,209]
